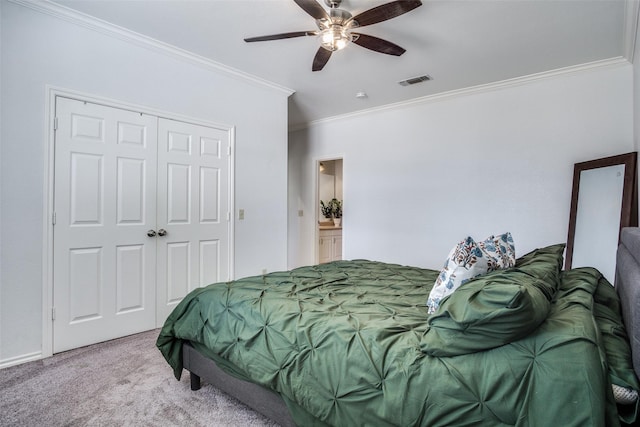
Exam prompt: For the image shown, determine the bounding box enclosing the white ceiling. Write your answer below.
[52,0,635,129]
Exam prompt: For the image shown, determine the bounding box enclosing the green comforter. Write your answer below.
[157,248,638,426]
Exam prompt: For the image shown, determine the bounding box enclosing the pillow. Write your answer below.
[421,244,564,356]
[426,236,490,314]
[427,233,517,314]
[478,232,516,270]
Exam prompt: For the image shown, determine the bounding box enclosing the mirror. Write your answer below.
[565,152,638,282]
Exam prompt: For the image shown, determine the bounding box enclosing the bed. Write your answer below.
[157,230,640,426]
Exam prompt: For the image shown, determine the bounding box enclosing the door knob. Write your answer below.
[158,228,167,237]
[147,229,157,237]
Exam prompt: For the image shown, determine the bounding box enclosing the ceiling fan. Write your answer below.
[244,0,423,71]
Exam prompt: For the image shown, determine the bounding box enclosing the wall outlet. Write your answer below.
[239,209,245,220]
[298,210,304,217]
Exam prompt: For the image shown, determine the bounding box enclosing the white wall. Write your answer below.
[0,2,289,365]
[288,64,634,270]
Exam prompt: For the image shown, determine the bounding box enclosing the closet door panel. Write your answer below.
[156,119,231,326]
[53,97,158,353]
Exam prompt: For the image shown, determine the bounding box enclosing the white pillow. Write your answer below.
[427,236,490,314]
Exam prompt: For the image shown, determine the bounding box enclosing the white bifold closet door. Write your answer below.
[155,118,231,324]
[53,97,230,353]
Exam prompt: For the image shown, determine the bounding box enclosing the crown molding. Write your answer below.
[624,0,640,63]
[293,57,630,132]
[8,0,295,96]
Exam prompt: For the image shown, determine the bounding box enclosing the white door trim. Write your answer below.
[42,85,235,358]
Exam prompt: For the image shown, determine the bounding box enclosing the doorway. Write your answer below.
[317,158,343,264]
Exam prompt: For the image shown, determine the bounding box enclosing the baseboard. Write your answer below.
[0,351,42,370]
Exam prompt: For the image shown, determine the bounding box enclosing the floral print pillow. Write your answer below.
[478,232,516,270]
[426,236,490,314]
[427,232,516,314]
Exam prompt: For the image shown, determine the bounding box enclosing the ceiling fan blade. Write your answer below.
[352,33,406,56]
[294,0,329,21]
[312,47,332,71]
[351,0,422,27]
[244,31,316,42]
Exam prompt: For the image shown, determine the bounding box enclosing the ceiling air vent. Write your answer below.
[398,75,432,86]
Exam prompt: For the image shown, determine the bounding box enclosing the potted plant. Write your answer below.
[320,200,333,220]
[320,199,343,226]
[330,198,342,226]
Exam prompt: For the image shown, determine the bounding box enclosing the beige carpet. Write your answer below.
[0,329,280,427]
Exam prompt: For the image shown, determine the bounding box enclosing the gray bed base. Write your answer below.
[616,227,640,381]
[183,342,296,426]
[182,227,640,427]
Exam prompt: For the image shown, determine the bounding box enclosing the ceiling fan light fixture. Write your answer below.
[244,0,423,71]
[319,26,352,51]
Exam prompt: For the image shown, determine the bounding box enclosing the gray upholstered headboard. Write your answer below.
[616,227,640,379]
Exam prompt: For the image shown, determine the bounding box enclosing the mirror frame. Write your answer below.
[565,152,638,270]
